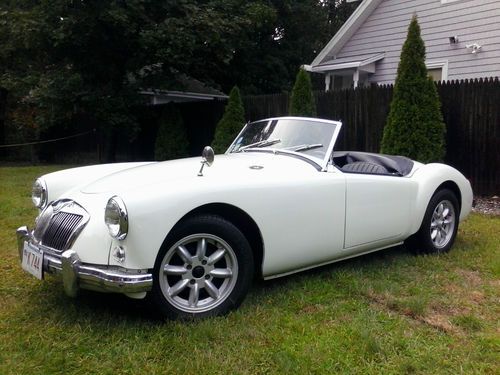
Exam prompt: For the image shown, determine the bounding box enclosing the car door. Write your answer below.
[258,167,346,277]
[343,173,414,249]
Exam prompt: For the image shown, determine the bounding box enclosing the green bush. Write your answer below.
[289,69,316,117]
[154,105,189,160]
[212,86,245,154]
[380,15,445,163]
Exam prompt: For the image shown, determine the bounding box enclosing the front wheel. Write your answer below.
[150,215,254,320]
[407,189,459,254]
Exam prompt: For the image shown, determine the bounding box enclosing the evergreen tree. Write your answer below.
[380,15,445,163]
[289,69,316,117]
[154,105,189,160]
[212,86,245,153]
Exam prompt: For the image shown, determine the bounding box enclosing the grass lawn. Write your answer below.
[0,166,499,374]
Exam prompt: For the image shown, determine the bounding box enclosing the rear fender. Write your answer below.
[410,163,473,235]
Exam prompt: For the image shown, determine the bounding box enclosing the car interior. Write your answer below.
[331,151,414,176]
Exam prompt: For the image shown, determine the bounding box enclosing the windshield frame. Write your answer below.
[226,116,342,171]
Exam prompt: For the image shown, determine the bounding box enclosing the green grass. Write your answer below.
[1,166,499,374]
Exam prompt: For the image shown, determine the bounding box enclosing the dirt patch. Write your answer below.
[456,269,482,287]
[444,284,461,294]
[421,313,456,333]
[488,279,500,288]
[470,290,485,303]
[365,290,473,335]
[300,304,324,314]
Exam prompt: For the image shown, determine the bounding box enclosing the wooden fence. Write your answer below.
[1,78,498,195]
[243,78,500,196]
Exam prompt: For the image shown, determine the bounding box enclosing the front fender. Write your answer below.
[409,163,473,235]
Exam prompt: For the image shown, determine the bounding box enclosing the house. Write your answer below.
[140,74,227,105]
[305,0,500,91]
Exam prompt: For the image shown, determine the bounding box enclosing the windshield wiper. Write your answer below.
[287,143,323,152]
[238,139,281,152]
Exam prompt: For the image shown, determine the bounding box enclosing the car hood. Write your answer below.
[80,152,320,194]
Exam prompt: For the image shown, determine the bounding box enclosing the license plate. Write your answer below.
[22,242,43,280]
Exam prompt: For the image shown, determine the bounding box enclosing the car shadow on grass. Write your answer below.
[21,244,412,324]
[20,277,164,325]
[255,244,410,291]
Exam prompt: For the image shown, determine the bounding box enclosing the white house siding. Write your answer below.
[331,0,500,84]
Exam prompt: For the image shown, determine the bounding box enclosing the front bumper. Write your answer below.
[16,226,153,297]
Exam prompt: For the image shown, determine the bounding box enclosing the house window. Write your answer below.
[426,60,448,82]
[332,74,356,90]
[428,68,442,82]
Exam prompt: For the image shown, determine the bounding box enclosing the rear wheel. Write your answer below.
[150,215,254,320]
[408,189,459,254]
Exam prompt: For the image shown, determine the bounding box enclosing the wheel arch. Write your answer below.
[412,180,462,234]
[406,185,461,254]
[436,180,462,212]
[163,203,264,279]
[416,180,462,233]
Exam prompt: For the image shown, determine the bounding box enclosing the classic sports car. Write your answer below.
[17,117,472,319]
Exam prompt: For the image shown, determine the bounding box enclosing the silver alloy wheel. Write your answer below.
[430,200,456,249]
[158,233,238,313]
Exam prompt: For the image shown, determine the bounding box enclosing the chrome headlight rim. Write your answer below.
[32,178,48,209]
[104,196,128,240]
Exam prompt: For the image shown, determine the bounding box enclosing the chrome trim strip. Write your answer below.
[16,227,152,296]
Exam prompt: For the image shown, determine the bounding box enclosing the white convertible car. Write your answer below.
[17,117,472,319]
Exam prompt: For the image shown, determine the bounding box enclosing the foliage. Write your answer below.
[1,166,499,374]
[289,69,316,117]
[154,105,189,161]
[226,0,360,94]
[0,1,359,97]
[0,1,359,160]
[0,1,250,160]
[212,86,245,154]
[381,15,446,163]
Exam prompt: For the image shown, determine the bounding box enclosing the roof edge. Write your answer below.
[311,0,383,67]
[307,52,385,73]
[140,90,228,100]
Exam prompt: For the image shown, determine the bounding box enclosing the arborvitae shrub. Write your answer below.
[289,69,316,117]
[381,15,445,163]
[154,104,189,160]
[212,86,245,153]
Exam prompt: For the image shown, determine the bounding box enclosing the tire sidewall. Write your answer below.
[416,189,460,254]
[150,215,254,320]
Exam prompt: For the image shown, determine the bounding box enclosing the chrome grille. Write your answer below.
[34,199,90,252]
[41,212,83,250]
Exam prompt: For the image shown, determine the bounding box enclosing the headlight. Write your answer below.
[32,178,48,209]
[104,196,128,240]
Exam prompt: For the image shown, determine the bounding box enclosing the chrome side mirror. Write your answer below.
[202,146,214,166]
[198,146,215,176]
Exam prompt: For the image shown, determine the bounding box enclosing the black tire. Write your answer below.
[407,188,459,254]
[150,215,254,320]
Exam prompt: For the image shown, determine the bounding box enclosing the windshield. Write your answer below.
[227,118,339,162]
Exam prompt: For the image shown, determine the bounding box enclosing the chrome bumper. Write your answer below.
[16,226,153,297]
